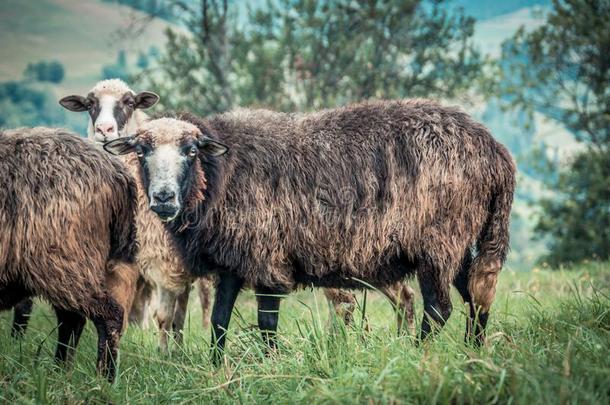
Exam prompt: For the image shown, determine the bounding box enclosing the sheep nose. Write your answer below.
[96,123,115,135]
[153,190,176,204]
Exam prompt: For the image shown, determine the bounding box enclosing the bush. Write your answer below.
[0,81,65,128]
[23,60,65,83]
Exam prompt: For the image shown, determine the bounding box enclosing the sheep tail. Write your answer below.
[467,156,515,313]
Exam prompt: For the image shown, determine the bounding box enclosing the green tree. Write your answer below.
[138,0,236,114]
[102,50,130,81]
[256,0,484,110]
[0,81,65,127]
[23,60,65,83]
[137,52,149,70]
[499,0,610,265]
[138,0,485,114]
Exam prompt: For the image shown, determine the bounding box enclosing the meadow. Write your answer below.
[1,262,608,404]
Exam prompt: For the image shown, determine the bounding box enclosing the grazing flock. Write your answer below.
[0,79,515,381]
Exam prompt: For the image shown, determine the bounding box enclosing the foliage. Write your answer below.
[498,0,610,265]
[1,262,609,402]
[536,148,610,266]
[138,0,486,114]
[0,81,65,128]
[101,50,130,81]
[23,60,65,84]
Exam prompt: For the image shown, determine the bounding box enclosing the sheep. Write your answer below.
[105,99,515,362]
[59,79,213,350]
[58,79,409,338]
[0,127,139,381]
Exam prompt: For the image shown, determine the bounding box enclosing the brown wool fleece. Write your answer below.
[0,127,138,317]
[143,99,516,309]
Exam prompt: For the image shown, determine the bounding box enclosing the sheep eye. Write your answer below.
[188,146,197,158]
[136,146,144,158]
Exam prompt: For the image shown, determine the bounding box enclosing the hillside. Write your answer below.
[0,0,172,95]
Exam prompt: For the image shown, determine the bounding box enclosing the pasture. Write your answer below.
[1,262,608,403]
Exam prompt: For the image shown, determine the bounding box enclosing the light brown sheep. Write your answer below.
[59,79,213,350]
[0,127,139,381]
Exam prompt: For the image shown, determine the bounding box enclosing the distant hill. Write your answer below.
[0,0,174,95]
[451,0,550,20]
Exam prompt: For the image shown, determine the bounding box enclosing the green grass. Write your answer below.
[1,262,609,404]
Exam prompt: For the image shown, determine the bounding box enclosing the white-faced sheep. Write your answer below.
[0,127,139,381]
[59,79,212,350]
[105,101,515,362]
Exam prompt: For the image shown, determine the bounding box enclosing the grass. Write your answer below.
[1,262,609,404]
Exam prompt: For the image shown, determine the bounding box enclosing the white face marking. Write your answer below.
[147,144,186,220]
[91,95,119,143]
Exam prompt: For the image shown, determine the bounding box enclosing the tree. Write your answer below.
[0,81,65,127]
[137,0,236,115]
[23,61,65,83]
[137,0,486,114]
[498,0,610,265]
[102,50,130,81]
[535,150,610,266]
[257,0,484,110]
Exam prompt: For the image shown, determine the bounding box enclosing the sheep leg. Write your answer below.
[380,282,416,336]
[417,265,452,341]
[172,287,190,346]
[129,276,153,327]
[54,307,86,363]
[452,252,478,344]
[91,296,124,382]
[198,277,212,328]
[11,298,34,337]
[210,273,244,366]
[323,288,356,326]
[255,286,282,352]
[153,287,177,353]
[105,260,139,332]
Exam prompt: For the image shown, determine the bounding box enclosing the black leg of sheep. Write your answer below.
[255,286,282,352]
[91,296,124,382]
[54,307,86,363]
[452,252,481,345]
[418,263,453,341]
[11,298,34,337]
[210,273,244,366]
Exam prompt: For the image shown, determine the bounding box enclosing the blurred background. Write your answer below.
[0,0,608,271]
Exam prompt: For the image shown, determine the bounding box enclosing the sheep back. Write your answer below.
[177,99,515,292]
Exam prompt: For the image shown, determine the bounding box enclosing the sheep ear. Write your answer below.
[197,137,228,157]
[134,91,159,109]
[59,95,89,112]
[104,136,138,155]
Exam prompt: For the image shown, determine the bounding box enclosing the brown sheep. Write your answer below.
[105,99,515,361]
[0,127,139,381]
[58,79,408,337]
[59,79,213,350]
